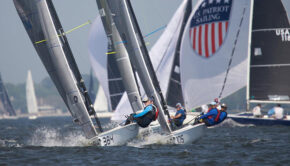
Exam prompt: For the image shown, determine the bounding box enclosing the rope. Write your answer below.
[106,25,166,55]
[34,20,92,44]
[218,7,247,98]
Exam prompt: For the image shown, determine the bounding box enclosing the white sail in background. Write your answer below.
[111,0,189,121]
[88,15,111,111]
[93,84,108,112]
[26,70,38,114]
[180,0,253,109]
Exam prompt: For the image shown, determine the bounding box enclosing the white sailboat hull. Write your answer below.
[165,124,205,144]
[140,123,205,145]
[90,123,139,146]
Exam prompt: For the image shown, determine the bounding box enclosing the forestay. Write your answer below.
[180,0,253,109]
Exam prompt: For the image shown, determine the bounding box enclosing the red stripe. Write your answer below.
[226,22,229,31]
[204,24,209,58]
[198,26,202,56]
[211,23,216,54]
[193,28,196,50]
[218,22,223,46]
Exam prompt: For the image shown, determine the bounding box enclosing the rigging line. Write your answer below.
[106,25,166,55]
[34,20,92,44]
[218,7,247,99]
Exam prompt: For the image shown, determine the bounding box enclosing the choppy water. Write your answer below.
[0,116,289,166]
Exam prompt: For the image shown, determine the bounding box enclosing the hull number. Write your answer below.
[102,135,114,146]
[167,134,184,144]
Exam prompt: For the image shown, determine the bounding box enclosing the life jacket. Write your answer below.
[154,105,159,121]
[214,109,221,122]
[144,104,158,121]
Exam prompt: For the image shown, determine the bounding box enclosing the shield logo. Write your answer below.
[189,0,233,58]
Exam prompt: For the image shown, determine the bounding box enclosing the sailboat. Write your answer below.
[229,0,290,126]
[0,73,17,118]
[111,0,192,123]
[14,0,140,146]
[107,0,208,144]
[26,70,38,119]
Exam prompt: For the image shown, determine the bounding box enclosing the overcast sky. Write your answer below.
[0,0,289,84]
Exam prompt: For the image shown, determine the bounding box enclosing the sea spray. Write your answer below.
[27,127,88,147]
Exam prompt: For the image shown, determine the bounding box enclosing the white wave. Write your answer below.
[209,118,255,128]
[0,138,21,147]
[28,127,89,147]
[127,131,168,148]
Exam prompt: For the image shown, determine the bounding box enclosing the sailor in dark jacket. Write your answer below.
[125,97,158,128]
[198,102,227,126]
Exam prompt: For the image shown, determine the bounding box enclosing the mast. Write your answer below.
[14,0,101,138]
[165,0,192,107]
[96,0,143,113]
[248,0,290,106]
[108,0,172,133]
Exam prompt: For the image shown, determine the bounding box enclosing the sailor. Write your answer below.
[215,98,221,110]
[196,102,227,126]
[252,104,262,118]
[170,103,186,127]
[125,96,158,128]
[268,104,284,119]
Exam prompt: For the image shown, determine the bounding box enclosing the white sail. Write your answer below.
[93,84,108,112]
[26,70,38,114]
[180,0,253,110]
[88,15,111,111]
[112,0,189,121]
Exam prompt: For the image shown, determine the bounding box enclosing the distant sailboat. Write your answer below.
[0,73,16,117]
[229,0,290,125]
[26,70,38,119]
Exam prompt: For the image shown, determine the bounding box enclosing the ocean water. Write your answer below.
[0,116,289,166]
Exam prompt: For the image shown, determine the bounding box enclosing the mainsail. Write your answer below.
[112,0,191,121]
[108,0,172,133]
[180,0,253,110]
[0,73,16,116]
[14,0,101,138]
[26,70,38,114]
[94,0,144,116]
[248,0,290,105]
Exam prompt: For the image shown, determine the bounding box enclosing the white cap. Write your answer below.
[210,101,217,105]
[176,103,182,108]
